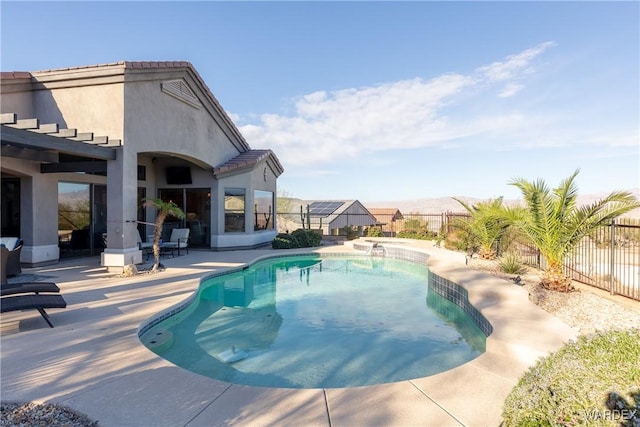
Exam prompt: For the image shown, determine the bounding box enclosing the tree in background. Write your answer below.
[452,197,508,259]
[503,169,640,292]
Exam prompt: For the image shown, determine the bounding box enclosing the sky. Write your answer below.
[1,1,638,202]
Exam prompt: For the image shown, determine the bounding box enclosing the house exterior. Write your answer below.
[1,61,283,272]
[368,208,404,236]
[294,200,378,235]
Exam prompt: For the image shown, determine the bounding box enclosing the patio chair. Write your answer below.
[160,228,190,257]
[137,230,154,260]
[0,237,23,277]
[1,293,67,328]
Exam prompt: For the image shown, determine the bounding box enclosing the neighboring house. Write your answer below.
[368,208,404,224]
[367,208,404,236]
[295,200,377,235]
[0,61,283,272]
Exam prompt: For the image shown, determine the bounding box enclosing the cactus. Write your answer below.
[300,204,311,230]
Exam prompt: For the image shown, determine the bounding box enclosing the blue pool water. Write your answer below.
[141,255,487,389]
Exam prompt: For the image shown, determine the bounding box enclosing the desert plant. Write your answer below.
[443,229,476,252]
[502,329,640,426]
[366,227,384,237]
[397,216,436,240]
[396,229,437,240]
[498,251,527,275]
[502,170,640,291]
[452,197,509,259]
[272,229,321,249]
[291,228,321,247]
[143,198,186,272]
[340,225,359,240]
[300,204,311,230]
[272,233,298,249]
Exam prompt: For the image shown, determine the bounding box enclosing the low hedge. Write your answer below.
[271,233,298,249]
[271,229,321,249]
[396,229,438,240]
[502,329,640,426]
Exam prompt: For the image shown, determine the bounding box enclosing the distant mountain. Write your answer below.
[279,189,640,218]
[363,188,640,218]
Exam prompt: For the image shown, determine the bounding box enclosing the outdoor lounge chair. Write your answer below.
[1,248,65,328]
[160,228,190,257]
[1,282,61,297]
[1,293,67,328]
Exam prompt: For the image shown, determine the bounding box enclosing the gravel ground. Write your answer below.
[3,258,638,426]
[0,402,98,427]
[467,257,640,334]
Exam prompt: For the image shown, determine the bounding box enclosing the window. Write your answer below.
[225,188,245,232]
[254,190,274,231]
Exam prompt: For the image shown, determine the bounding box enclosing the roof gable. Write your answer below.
[213,149,284,178]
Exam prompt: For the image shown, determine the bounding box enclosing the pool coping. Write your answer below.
[0,239,579,426]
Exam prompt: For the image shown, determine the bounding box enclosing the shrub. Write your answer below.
[272,230,322,249]
[502,329,640,426]
[272,233,298,249]
[443,229,475,252]
[291,229,321,247]
[498,251,527,274]
[340,226,359,240]
[397,229,438,240]
[366,227,384,237]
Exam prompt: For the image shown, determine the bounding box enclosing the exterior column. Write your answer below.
[101,147,141,271]
[20,175,59,266]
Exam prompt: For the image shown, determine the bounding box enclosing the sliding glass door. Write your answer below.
[58,182,107,258]
[158,188,210,247]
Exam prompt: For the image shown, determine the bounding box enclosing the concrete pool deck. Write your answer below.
[1,240,578,426]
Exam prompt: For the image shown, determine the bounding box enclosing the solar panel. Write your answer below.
[308,201,344,217]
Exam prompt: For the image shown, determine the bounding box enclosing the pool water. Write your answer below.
[142,255,487,389]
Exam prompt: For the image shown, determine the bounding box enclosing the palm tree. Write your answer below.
[504,169,639,292]
[452,197,509,259]
[143,198,185,272]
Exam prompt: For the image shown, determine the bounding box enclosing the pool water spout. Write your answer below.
[368,243,386,257]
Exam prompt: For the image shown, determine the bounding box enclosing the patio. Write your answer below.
[0,241,578,426]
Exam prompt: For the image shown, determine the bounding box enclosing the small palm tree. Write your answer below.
[143,198,185,272]
[504,170,639,292]
[453,197,509,259]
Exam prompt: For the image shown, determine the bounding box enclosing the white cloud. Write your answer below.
[498,83,524,98]
[238,42,562,167]
[476,41,556,82]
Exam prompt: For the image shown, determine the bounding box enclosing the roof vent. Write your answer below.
[161,79,200,109]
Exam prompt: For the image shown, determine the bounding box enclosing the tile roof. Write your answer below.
[368,208,402,216]
[213,149,284,177]
[0,71,32,79]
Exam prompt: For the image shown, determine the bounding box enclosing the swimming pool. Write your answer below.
[140,254,488,389]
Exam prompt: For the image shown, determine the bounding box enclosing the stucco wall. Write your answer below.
[1,63,282,265]
[32,83,125,138]
[123,75,239,168]
[212,162,278,249]
[0,90,34,118]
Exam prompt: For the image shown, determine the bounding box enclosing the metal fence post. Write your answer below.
[610,218,616,295]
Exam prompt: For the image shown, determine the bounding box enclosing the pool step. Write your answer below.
[142,329,174,354]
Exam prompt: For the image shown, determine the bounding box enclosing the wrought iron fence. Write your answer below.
[564,220,639,300]
[506,220,640,300]
[276,211,640,300]
[276,211,470,236]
